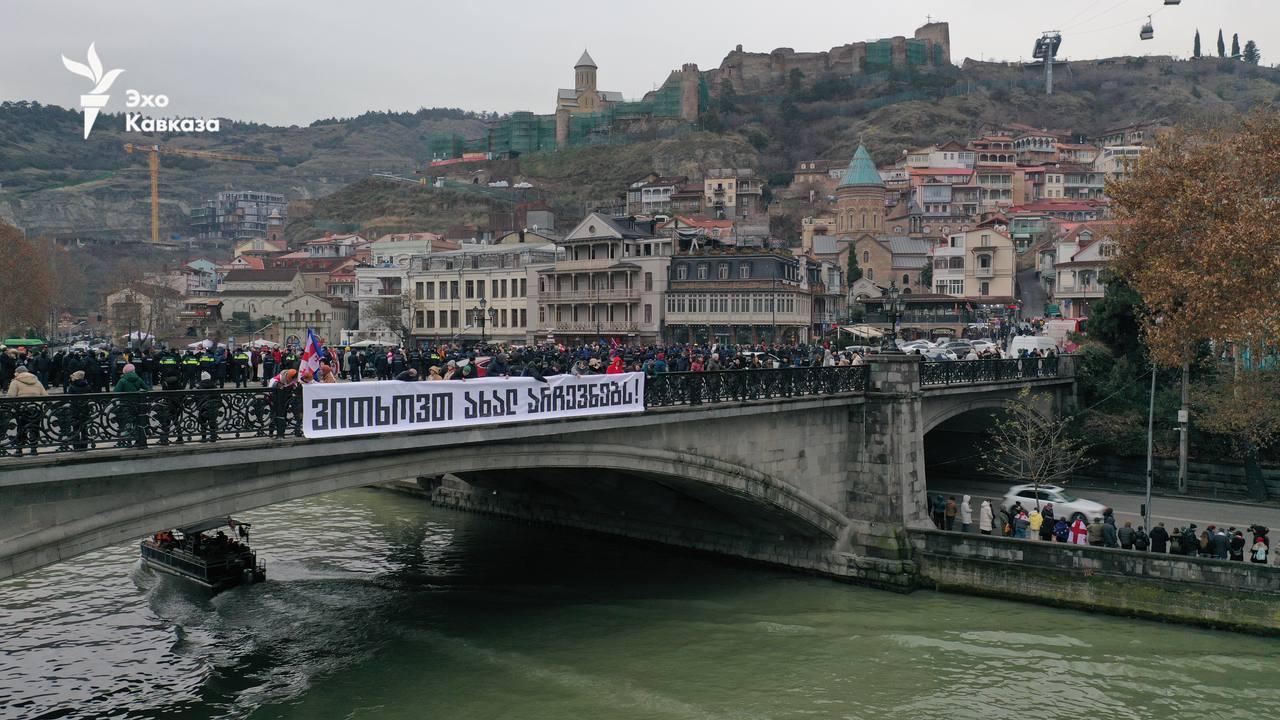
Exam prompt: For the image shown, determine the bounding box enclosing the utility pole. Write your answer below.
[1178,358,1190,493]
[1144,363,1157,534]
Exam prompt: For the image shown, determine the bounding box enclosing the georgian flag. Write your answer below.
[301,328,324,375]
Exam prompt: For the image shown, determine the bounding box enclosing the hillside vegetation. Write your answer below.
[2,54,1278,240]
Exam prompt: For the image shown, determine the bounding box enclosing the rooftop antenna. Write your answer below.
[1032,31,1062,95]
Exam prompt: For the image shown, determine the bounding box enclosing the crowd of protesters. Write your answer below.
[931,493,1275,565]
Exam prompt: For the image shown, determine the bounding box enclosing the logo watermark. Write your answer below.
[62,43,220,139]
[61,43,123,139]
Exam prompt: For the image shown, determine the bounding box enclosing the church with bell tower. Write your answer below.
[556,50,625,115]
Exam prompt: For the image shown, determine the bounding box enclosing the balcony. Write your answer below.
[974,265,995,278]
[541,288,640,303]
[548,321,641,334]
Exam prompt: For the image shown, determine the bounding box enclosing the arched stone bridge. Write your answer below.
[0,357,1074,587]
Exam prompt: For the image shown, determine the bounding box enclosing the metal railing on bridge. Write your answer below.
[0,366,870,457]
[919,357,1059,386]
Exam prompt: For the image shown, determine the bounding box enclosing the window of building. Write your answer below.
[492,280,499,298]
[948,257,964,270]
[697,264,708,280]
[867,267,874,281]
[903,274,910,285]
[645,272,653,291]
[425,311,435,328]
[676,265,688,280]
[739,265,751,279]
[414,310,424,328]
[450,281,459,299]
[980,281,990,296]
[862,250,870,264]
[464,280,474,299]
[500,309,508,327]
[519,309,527,327]
[439,310,448,328]
[644,304,652,324]
[977,254,992,269]
[539,307,545,324]
[935,279,965,295]
[450,310,459,328]
[414,282,424,301]
[520,278,528,296]
[477,280,485,298]
[425,282,435,300]
[718,263,729,279]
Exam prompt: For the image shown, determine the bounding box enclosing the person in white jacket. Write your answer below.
[978,499,994,535]
[960,495,973,533]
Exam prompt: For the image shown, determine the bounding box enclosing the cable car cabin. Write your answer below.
[1140,19,1154,40]
[140,517,265,593]
[1164,0,1180,5]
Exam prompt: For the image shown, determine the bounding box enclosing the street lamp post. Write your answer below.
[879,280,906,353]
[468,297,498,345]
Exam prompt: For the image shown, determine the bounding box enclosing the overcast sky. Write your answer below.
[2,0,1275,126]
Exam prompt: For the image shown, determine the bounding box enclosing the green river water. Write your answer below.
[1,488,1277,719]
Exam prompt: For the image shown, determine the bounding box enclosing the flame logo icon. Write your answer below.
[61,43,124,139]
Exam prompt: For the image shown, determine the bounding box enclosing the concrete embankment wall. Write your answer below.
[910,529,1280,634]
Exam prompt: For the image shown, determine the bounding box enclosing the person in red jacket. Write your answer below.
[606,355,625,374]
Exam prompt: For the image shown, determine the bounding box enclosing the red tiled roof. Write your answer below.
[658,215,734,230]
[231,256,265,269]
[908,168,974,176]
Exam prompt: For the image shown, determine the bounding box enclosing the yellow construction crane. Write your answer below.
[123,143,279,243]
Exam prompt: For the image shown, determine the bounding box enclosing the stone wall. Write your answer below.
[910,529,1280,634]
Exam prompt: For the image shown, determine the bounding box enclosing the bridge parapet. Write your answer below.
[0,366,870,457]
[919,356,1066,386]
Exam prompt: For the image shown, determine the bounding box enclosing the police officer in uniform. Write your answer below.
[231,346,250,388]
[181,350,201,389]
[197,351,216,390]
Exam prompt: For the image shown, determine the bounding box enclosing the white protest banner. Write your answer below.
[301,372,646,439]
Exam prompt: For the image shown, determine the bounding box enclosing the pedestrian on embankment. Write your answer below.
[960,495,972,533]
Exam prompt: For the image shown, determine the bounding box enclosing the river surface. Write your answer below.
[2,488,1278,720]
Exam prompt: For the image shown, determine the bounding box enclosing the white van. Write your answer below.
[1007,336,1061,356]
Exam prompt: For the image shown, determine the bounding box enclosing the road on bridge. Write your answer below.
[929,476,1280,534]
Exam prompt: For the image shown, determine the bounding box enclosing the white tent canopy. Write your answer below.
[349,339,381,348]
[249,338,280,348]
[121,331,154,340]
[840,324,884,339]
[187,339,227,350]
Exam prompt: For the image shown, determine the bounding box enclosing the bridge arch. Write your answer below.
[1,440,850,580]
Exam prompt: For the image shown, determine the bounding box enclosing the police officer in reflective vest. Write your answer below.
[231,347,250,388]
[181,351,201,389]
[158,351,180,385]
[197,352,216,390]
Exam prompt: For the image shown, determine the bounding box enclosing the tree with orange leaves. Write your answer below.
[0,221,54,337]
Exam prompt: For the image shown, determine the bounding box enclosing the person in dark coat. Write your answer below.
[196,371,220,442]
[1101,517,1119,548]
[1118,521,1137,550]
[1039,504,1057,542]
[63,369,95,450]
[1149,522,1170,554]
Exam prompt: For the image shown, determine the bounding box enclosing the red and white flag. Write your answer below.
[1069,518,1088,545]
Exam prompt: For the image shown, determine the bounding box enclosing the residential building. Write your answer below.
[665,248,813,344]
[625,174,687,216]
[1094,146,1146,182]
[1092,119,1169,148]
[189,191,287,242]
[1005,200,1104,223]
[1060,164,1106,200]
[1057,143,1099,164]
[792,159,846,187]
[703,169,764,219]
[904,141,974,169]
[408,242,558,345]
[929,228,1017,301]
[669,184,705,215]
[1052,221,1118,319]
[104,283,183,339]
[1013,131,1060,164]
[968,136,1017,165]
[535,213,671,344]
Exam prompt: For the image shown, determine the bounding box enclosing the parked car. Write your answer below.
[970,339,997,353]
[1001,484,1108,522]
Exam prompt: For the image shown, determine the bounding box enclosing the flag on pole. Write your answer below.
[301,328,323,375]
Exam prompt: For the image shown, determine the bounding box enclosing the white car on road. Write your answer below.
[1001,484,1108,522]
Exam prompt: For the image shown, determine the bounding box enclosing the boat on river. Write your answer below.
[140,516,266,592]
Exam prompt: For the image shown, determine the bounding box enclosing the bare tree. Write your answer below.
[365,291,412,346]
[981,387,1092,507]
